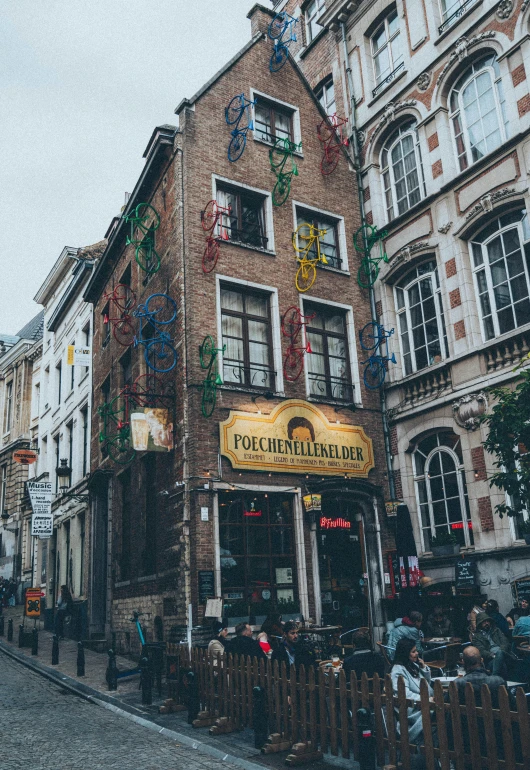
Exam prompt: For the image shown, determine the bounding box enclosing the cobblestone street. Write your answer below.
[0,650,242,770]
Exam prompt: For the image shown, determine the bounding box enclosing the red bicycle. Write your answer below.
[103,284,137,347]
[281,306,315,382]
[317,114,349,176]
[200,200,231,273]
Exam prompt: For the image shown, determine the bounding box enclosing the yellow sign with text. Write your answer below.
[219,400,374,477]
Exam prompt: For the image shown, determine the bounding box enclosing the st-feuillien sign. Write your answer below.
[219,400,374,477]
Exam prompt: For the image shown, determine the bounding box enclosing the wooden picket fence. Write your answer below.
[166,645,530,769]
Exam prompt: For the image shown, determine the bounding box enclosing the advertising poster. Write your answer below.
[130,408,174,452]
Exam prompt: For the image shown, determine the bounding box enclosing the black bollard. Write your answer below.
[52,634,59,665]
[31,628,38,656]
[252,686,268,748]
[7,618,13,642]
[186,671,200,724]
[0,615,4,636]
[357,707,376,770]
[18,624,24,648]
[77,641,85,677]
[140,656,153,705]
[106,649,118,691]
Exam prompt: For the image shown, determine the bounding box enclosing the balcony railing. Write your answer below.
[308,374,354,402]
[438,0,479,34]
[222,362,276,391]
[483,328,530,374]
[398,364,453,410]
[372,61,405,98]
[223,224,268,251]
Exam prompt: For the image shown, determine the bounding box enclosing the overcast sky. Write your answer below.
[1,0,259,335]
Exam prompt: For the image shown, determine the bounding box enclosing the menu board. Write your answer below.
[514,578,530,605]
[198,570,215,605]
[455,558,476,589]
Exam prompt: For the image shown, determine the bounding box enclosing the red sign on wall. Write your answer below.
[319,516,351,530]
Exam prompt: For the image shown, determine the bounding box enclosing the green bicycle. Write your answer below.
[269,137,302,207]
[124,202,161,275]
[199,335,225,417]
[353,223,389,288]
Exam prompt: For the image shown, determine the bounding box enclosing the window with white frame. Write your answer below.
[439,0,479,34]
[216,184,268,251]
[413,431,473,551]
[371,9,403,96]
[449,54,508,172]
[306,0,325,44]
[254,97,294,144]
[0,464,7,515]
[470,209,530,340]
[295,208,343,270]
[3,381,13,433]
[315,79,336,116]
[394,260,448,376]
[304,302,353,401]
[381,120,425,220]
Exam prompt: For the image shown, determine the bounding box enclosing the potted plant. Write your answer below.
[519,519,530,545]
[430,530,460,556]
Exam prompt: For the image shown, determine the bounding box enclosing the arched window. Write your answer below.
[470,209,530,340]
[413,432,473,551]
[394,260,448,376]
[381,121,425,220]
[449,54,508,172]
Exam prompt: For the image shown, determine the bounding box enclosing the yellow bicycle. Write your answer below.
[292,223,328,292]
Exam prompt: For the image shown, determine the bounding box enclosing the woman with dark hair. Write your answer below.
[391,637,433,745]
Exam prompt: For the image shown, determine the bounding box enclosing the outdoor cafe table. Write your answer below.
[423,636,462,647]
[432,675,527,688]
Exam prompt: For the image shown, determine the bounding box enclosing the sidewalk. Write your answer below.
[0,606,356,770]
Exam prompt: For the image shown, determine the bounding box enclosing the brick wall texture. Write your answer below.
[478,497,495,531]
[471,446,487,481]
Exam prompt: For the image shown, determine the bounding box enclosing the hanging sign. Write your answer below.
[319,516,351,530]
[220,400,374,477]
[130,408,174,452]
[67,345,91,367]
[27,481,52,516]
[385,500,401,517]
[31,513,53,538]
[303,494,322,512]
[13,449,38,465]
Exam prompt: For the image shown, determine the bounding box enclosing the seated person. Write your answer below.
[387,611,424,660]
[343,630,385,679]
[485,599,511,637]
[507,598,530,629]
[228,622,266,660]
[513,614,530,638]
[472,612,512,679]
[451,645,506,706]
[424,606,454,639]
[391,638,433,745]
[271,621,315,672]
[208,621,228,665]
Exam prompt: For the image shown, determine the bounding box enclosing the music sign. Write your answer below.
[27,481,53,539]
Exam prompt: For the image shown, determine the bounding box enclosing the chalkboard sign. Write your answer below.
[455,558,476,589]
[514,578,530,605]
[198,570,215,605]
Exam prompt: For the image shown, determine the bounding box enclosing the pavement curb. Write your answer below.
[0,639,266,770]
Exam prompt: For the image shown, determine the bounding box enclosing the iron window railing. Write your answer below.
[439,0,478,34]
[222,363,276,391]
[308,373,354,402]
[372,61,405,98]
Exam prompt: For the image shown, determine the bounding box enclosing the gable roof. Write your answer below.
[16,310,45,342]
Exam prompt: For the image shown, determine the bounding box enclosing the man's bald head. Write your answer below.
[462,646,482,671]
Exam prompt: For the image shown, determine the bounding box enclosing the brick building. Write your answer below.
[84,5,392,651]
[276,0,530,611]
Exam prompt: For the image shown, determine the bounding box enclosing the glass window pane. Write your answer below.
[432,501,447,526]
[248,319,268,343]
[472,243,483,267]
[325,314,345,334]
[221,289,243,312]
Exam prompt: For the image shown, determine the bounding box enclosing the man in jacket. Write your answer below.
[387,611,424,660]
[271,621,315,671]
[472,612,512,678]
[452,645,506,705]
[228,622,266,660]
[424,606,454,638]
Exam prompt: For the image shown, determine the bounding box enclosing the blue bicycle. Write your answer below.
[268,11,298,72]
[225,93,256,162]
[133,293,178,373]
[359,322,396,389]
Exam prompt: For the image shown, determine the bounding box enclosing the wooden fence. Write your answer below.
[166,645,530,770]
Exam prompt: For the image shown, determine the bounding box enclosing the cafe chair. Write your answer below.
[426,642,462,676]
[376,641,394,672]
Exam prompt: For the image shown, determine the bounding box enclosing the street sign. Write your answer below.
[13,449,38,465]
[67,345,91,366]
[31,512,53,538]
[25,587,42,617]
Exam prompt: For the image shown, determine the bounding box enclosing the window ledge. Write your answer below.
[252,134,303,160]
[79,372,90,386]
[368,69,408,109]
[317,263,350,277]
[298,27,328,60]
[220,384,283,397]
[307,395,358,409]
[52,406,61,418]
[435,0,483,45]
[65,390,74,403]
[223,239,276,258]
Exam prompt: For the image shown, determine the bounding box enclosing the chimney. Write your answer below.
[247,3,275,37]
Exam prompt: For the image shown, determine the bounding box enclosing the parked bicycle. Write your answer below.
[281,306,315,381]
[199,335,225,417]
[200,200,232,273]
[359,321,396,389]
[353,223,388,288]
[292,222,328,292]
[270,137,301,207]
[225,93,256,162]
[124,202,161,275]
[268,11,298,72]
[102,284,137,347]
[133,293,178,373]
[317,114,349,175]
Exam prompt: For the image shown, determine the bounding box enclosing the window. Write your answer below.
[66,421,74,481]
[306,0,325,43]
[3,381,13,433]
[216,185,268,250]
[394,260,448,376]
[414,432,473,551]
[305,303,353,401]
[44,367,50,410]
[371,9,404,97]
[40,436,48,476]
[100,377,110,458]
[82,322,90,373]
[381,121,425,220]
[470,209,530,340]
[34,383,40,417]
[221,286,274,390]
[102,303,110,347]
[439,0,479,34]
[449,54,508,172]
[53,435,60,493]
[56,362,62,405]
[254,97,293,144]
[81,406,89,477]
[295,208,342,270]
[219,491,297,610]
[0,464,7,515]
[70,340,75,391]
[316,79,336,116]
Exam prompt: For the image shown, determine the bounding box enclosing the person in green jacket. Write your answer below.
[471,612,512,678]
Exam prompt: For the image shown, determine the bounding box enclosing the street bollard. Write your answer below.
[52,634,59,665]
[18,624,24,648]
[31,628,38,656]
[140,656,153,705]
[7,618,13,642]
[77,642,85,677]
[0,615,4,636]
[357,707,376,770]
[106,649,118,691]
[252,686,268,748]
[186,671,200,724]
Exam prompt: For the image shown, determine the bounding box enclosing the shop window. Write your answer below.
[306,0,325,43]
[470,209,530,341]
[381,121,425,221]
[221,285,275,390]
[304,303,353,401]
[295,207,343,270]
[316,79,336,116]
[394,260,448,376]
[371,8,404,98]
[254,97,294,144]
[216,184,268,250]
[219,492,297,615]
[413,431,473,551]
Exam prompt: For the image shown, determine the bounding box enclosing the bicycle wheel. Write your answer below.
[145,340,178,373]
[201,376,217,418]
[132,373,164,406]
[135,242,161,275]
[357,258,379,288]
[295,261,316,293]
[113,318,136,347]
[363,360,386,390]
[130,203,160,234]
[202,237,219,273]
[268,13,285,39]
[359,322,381,351]
[283,348,304,382]
[199,335,216,370]
[113,284,136,312]
[201,200,217,232]
[228,132,246,162]
[292,223,313,254]
[272,174,291,207]
[145,293,177,325]
[269,139,288,169]
[321,147,339,176]
[353,223,377,255]
[317,118,335,144]
[107,433,135,464]
[281,306,302,338]
[106,394,127,428]
[225,94,245,125]
[270,43,289,72]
